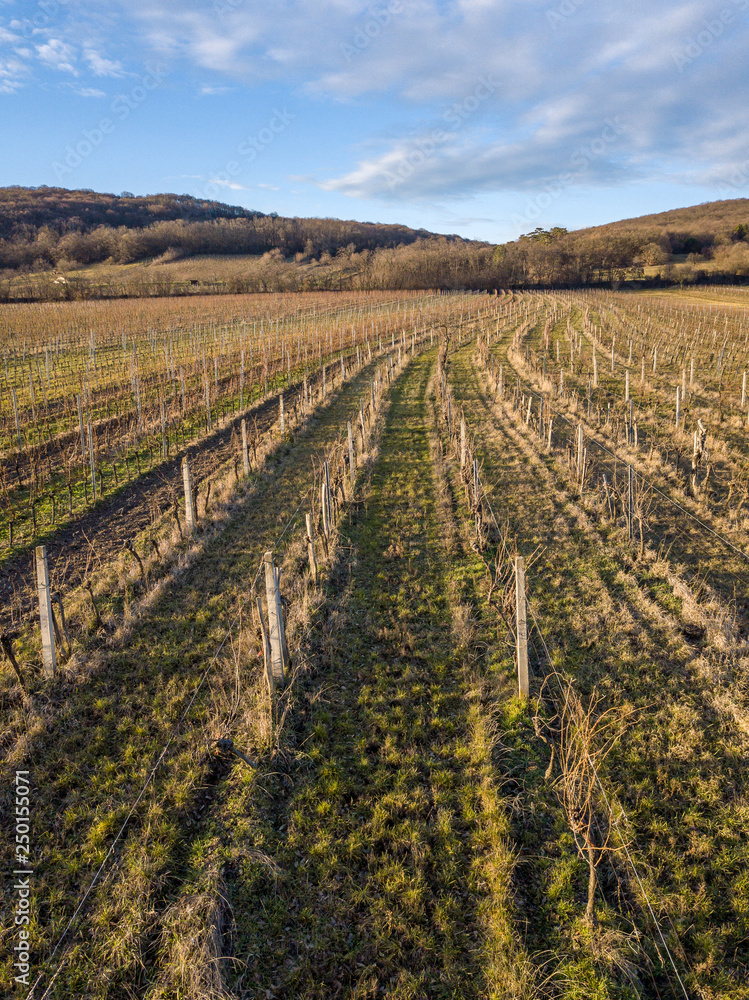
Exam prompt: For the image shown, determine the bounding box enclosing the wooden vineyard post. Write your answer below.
[628,465,634,540]
[675,386,681,429]
[547,417,553,451]
[256,595,276,721]
[576,424,584,475]
[515,556,529,699]
[87,418,97,502]
[12,388,21,447]
[460,418,467,471]
[324,459,333,525]
[321,460,332,541]
[241,418,251,476]
[182,457,195,533]
[625,369,630,403]
[36,545,56,678]
[160,399,167,459]
[305,513,318,584]
[347,421,356,491]
[279,393,285,440]
[204,373,212,431]
[264,551,289,687]
[593,350,598,388]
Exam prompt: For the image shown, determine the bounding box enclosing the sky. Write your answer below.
[1,0,748,243]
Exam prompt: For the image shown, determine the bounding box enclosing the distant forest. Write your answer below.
[1,186,749,298]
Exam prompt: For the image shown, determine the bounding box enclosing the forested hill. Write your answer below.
[571,197,749,255]
[0,186,444,271]
[0,187,262,238]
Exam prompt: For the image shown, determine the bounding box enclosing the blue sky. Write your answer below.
[1,0,748,242]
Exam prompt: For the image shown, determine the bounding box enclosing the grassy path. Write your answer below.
[228,348,530,999]
[446,340,749,998]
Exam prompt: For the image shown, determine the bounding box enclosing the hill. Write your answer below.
[0,186,447,274]
[493,198,749,287]
[571,197,749,255]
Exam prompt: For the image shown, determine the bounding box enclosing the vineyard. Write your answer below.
[1,286,749,999]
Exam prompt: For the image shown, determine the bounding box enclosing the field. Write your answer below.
[2,286,749,999]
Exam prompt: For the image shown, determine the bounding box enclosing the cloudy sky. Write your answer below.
[1,0,748,242]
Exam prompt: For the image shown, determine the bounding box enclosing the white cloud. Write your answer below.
[0,54,29,93]
[35,38,77,74]
[84,48,124,77]
[209,178,251,190]
[71,85,107,97]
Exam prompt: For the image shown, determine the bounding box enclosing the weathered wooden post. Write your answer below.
[36,545,56,677]
[279,393,285,440]
[592,349,598,389]
[577,423,584,474]
[321,478,330,539]
[204,372,212,430]
[628,465,634,540]
[160,399,167,459]
[460,418,467,470]
[305,513,318,584]
[625,369,630,403]
[241,418,250,476]
[182,457,195,532]
[347,421,356,491]
[547,417,553,450]
[87,418,97,502]
[256,595,276,723]
[264,551,289,686]
[12,387,21,448]
[515,556,529,699]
